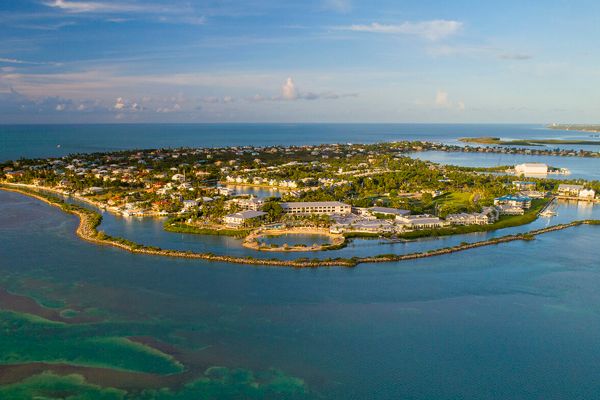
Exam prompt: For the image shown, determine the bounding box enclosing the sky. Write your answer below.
[1,0,600,123]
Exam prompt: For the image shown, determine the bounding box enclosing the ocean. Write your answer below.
[2,123,598,161]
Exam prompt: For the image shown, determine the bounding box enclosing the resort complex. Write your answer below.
[2,141,598,252]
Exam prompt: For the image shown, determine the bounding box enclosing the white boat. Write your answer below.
[540,209,557,217]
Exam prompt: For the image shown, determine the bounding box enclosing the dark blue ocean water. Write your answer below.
[1,123,596,161]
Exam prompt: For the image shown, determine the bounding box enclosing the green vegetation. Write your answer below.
[165,218,251,238]
[429,191,481,218]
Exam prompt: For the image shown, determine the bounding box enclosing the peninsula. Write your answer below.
[460,136,600,146]
[1,141,599,265]
[547,124,600,133]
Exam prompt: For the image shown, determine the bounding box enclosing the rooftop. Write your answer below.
[226,210,267,219]
[280,201,350,208]
[369,207,411,216]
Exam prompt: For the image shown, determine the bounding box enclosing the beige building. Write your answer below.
[280,201,351,215]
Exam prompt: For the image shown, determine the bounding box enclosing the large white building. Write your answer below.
[223,210,267,226]
[515,163,548,175]
[280,201,351,215]
[396,214,447,230]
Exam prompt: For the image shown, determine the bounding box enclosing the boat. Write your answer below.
[540,209,557,217]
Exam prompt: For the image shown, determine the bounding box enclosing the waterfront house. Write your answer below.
[223,210,267,226]
[557,184,584,197]
[496,204,524,215]
[579,188,596,200]
[396,215,447,230]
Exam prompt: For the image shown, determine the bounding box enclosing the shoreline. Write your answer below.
[243,228,346,252]
[1,184,598,268]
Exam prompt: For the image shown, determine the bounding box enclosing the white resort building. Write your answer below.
[515,163,548,175]
[280,201,352,215]
[223,210,267,226]
[396,214,447,230]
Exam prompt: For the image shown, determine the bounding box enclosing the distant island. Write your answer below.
[460,137,600,146]
[547,124,600,134]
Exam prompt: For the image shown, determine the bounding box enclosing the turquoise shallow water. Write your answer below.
[3,190,600,399]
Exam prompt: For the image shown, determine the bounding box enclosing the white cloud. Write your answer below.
[0,57,60,66]
[281,77,298,100]
[435,90,450,107]
[113,97,141,111]
[245,77,358,102]
[44,0,141,13]
[113,97,126,110]
[43,0,206,25]
[340,20,463,41]
[434,90,465,111]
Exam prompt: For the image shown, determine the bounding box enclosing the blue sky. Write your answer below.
[1,0,599,123]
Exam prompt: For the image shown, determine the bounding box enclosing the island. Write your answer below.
[547,124,600,134]
[1,141,599,267]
